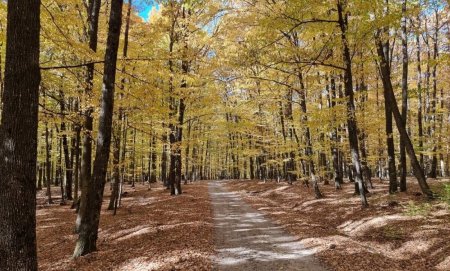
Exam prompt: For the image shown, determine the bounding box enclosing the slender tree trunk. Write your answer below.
[0,0,41,269]
[74,0,124,257]
[428,10,439,178]
[375,35,433,198]
[416,17,424,170]
[60,92,74,200]
[151,133,158,183]
[329,75,343,189]
[38,163,43,190]
[45,122,53,204]
[298,71,323,198]
[73,126,81,205]
[131,128,137,187]
[109,0,131,211]
[399,0,408,191]
[76,0,101,234]
[337,1,368,206]
[385,82,398,194]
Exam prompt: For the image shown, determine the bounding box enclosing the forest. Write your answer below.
[0,0,449,270]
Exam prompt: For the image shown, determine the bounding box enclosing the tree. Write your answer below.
[74,0,124,257]
[0,0,41,270]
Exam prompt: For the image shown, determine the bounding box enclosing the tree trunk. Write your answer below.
[0,0,41,269]
[375,35,433,198]
[298,71,322,198]
[76,0,101,234]
[73,126,81,205]
[74,0,124,257]
[428,10,439,179]
[60,92,74,200]
[45,122,53,204]
[416,16,424,170]
[337,1,368,206]
[329,75,343,189]
[399,0,408,191]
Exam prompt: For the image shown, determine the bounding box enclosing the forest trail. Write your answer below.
[209,181,327,271]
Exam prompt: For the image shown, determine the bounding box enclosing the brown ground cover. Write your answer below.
[226,178,450,271]
[36,181,214,271]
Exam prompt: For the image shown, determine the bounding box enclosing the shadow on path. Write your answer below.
[209,181,328,271]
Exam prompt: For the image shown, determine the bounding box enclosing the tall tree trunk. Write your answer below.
[131,128,137,187]
[73,126,81,205]
[378,16,398,193]
[109,0,131,211]
[329,75,343,189]
[399,0,408,191]
[60,92,74,200]
[74,0,124,257]
[416,17,424,170]
[298,71,322,198]
[375,35,433,198]
[0,0,41,269]
[150,132,158,183]
[45,122,53,204]
[76,0,101,233]
[337,0,368,206]
[428,10,439,178]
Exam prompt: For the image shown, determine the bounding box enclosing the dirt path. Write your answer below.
[209,181,327,271]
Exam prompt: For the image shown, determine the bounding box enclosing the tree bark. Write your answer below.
[74,0,124,257]
[76,0,101,233]
[337,0,368,206]
[399,0,408,191]
[416,16,424,171]
[375,35,433,198]
[0,0,41,269]
[60,92,74,200]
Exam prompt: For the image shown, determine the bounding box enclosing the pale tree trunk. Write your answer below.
[0,0,41,269]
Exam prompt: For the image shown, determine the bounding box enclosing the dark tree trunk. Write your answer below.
[375,35,433,198]
[329,75,343,189]
[73,126,81,205]
[45,122,53,204]
[76,0,101,233]
[428,10,439,179]
[131,128,137,187]
[38,164,43,190]
[150,133,158,183]
[109,0,131,211]
[385,87,398,194]
[337,1,367,206]
[416,18,424,170]
[379,28,398,194]
[60,92,74,200]
[0,0,41,269]
[298,71,322,198]
[399,0,408,191]
[74,0,123,257]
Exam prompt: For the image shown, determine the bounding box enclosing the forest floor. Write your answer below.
[225,178,450,271]
[36,181,214,271]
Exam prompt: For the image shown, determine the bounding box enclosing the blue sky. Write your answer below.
[137,2,159,21]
